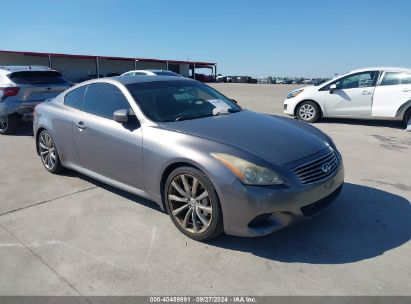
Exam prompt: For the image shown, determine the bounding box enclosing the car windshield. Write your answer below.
[126,80,241,122]
[9,71,67,84]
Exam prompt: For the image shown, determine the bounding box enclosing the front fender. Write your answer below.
[395,99,411,119]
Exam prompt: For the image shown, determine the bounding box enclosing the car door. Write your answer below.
[372,71,411,117]
[324,71,379,117]
[57,85,88,166]
[73,82,144,189]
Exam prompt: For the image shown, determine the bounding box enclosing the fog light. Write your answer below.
[248,213,272,228]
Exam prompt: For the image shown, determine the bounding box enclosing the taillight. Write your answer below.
[1,87,20,97]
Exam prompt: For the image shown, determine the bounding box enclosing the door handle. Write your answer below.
[402,88,411,92]
[75,121,86,130]
[361,91,372,95]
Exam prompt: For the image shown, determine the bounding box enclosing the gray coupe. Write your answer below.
[33,76,344,240]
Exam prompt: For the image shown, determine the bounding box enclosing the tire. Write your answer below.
[0,113,20,135]
[403,108,411,129]
[296,101,321,123]
[164,166,223,241]
[37,130,63,174]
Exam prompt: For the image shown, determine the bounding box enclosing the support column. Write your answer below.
[134,59,137,70]
[95,57,100,78]
[166,61,169,70]
[48,54,52,69]
[193,62,196,80]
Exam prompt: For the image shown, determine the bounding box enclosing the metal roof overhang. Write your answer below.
[0,50,216,66]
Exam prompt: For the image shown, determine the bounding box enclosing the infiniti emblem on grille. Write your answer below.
[321,163,331,173]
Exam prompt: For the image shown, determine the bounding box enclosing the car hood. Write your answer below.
[292,85,317,93]
[160,110,329,166]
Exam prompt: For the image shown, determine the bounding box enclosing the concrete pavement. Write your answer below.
[0,84,410,296]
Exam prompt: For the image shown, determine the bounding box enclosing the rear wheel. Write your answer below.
[165,167,223,241]
[38,130,63,174]
[296,101,321,123]
[0,114,19,135]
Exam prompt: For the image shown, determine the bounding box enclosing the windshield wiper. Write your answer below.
[173,108,241,122]
[175,113,215,122]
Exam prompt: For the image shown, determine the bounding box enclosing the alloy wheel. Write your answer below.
[168,174,212,234]
[298,104,316,120]
[0,115,8,132]
[39,131,57,170]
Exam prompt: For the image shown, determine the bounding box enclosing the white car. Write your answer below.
[284,67,411,129]
[121,69,182,77]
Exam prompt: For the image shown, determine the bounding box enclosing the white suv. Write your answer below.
[284,67,411,129]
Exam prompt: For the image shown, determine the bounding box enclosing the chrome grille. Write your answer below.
[291,150,339,185]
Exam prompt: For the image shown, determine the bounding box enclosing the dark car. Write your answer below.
[0,65,71,134]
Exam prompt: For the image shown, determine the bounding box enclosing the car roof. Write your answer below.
[147,69,173,73]
[123,70,154,74]
[107,75,194,85]
[124,69,176,73]
[122,69,181,76]
[349,67,411,73]
[0,65,59,75]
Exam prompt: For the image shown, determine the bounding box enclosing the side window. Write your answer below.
[381,72,411,86]
[133,72,146,75]
[83,83,130,119]
[337,72,378,89]
[64,86,86,109]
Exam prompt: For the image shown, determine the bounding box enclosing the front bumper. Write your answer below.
[283,98,298,116]
[220,159,344,237]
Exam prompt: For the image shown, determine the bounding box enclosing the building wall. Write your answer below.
[98,58,134,76]
[135,61,167,70]
[51,56,96,82]
[0,52,211,82]
[0,53,49,67]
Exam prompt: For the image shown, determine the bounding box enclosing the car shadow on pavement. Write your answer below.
[318,118,405,129]
[208,182,411,264]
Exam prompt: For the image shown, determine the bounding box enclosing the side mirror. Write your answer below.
[329,84,337,94]
[113,109,129,123]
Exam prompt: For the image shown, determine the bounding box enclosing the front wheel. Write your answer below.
[296,101,321,123]
[404,108,411,130]
[38,130,63,174]
[165,167,223,241]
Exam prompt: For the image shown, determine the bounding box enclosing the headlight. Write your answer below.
[211,153,283,185]
[327,136,336,148]
[324,133,337,150]
[287,89,304,99]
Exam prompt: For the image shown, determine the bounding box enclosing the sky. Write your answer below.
[1,0,410,77]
